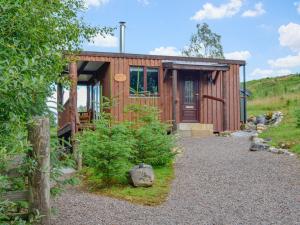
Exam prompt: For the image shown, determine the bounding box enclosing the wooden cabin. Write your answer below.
[57,51,246,141]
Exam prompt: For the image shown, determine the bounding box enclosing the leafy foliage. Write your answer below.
[125,104,175,167]
[0,200,42,225]
[0,0,111,222]
[182,23,224,58]
[78,117,134,186]
[78,100,176,186]
[0,0,112,155]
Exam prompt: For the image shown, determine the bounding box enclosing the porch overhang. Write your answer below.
[162,60,229,71]
[76,61,107,85]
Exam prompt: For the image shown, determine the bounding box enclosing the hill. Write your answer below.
[246,74,300,154]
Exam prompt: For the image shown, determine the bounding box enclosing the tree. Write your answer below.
[0,0,112,153]
[182,23,224,58]
[0,1,112,221]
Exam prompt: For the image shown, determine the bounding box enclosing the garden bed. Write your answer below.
[81,164,174,206]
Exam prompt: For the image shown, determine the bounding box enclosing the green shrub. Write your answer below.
[78,117,134,185]
[125,104,175,167]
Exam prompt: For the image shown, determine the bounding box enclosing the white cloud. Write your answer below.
[138,0,149,6]
[149,46,181,56]
[295,2,300,14]
[268,54,300,68]
[89,33,118,48]
[278,22,300,52]
[224,50,251,60]
[250,68,291,80]
[242,2,265,17]
[191,0,243,21]
[84,0,109,8]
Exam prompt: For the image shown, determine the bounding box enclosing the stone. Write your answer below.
[245,122,256,131]
[278,141,296,149]
[247,116,256,123]
[129,163,154,187]
[264,137,272,142]
[253,137,264,143]
[249,142,269,151]
[219,131,231,137]
[256,123,267,131]
[256,115,266,125]
[270,147,279,154]
[249,133,259,141]
[269,111,283,125]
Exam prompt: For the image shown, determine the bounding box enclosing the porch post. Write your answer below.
[57,83,63,127]
[57,83,63,107]
[69,61,78,136]
[69,61,81,170]
[87,85,90,111]
[172,69,178,131]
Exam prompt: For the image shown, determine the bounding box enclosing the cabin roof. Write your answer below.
[79,51,246,66]
[162,60,229,71]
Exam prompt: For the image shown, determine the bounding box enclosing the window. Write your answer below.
[130,67,144,95]
[130,66,159,96]
[147,68,159,95]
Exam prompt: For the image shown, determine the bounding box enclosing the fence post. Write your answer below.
[28,117,51,225]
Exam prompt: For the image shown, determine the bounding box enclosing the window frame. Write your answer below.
[129,66,160,97]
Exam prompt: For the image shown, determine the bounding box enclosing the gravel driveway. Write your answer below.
[52,136,300,225]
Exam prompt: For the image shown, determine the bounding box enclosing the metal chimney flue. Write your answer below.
[119,21,126,53]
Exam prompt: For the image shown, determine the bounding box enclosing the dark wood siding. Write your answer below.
[67,54,242,132]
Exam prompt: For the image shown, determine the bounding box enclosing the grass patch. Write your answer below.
[247,74,300,155]
[82,164,175,206]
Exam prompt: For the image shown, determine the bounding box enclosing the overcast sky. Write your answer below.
[82,0,300,81]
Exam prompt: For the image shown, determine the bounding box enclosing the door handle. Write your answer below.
[195,93,199,96]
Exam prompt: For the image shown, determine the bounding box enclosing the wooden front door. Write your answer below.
[180,75,199,122]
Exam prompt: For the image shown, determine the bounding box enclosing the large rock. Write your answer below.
[256,123,267,132]
[249,137,269,151]
[256,115,266,125]
[245,122,256,131]
[129,164,154,187]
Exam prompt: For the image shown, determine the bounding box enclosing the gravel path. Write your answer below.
[52,136,300,225]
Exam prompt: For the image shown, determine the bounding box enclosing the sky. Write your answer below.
[81,0,300,81]
[50,0,300,109]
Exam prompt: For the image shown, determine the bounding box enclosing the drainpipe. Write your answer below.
[243,64,247,123]
[119,21,126,53]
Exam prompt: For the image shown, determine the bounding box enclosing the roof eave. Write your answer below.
[78,51,246,65]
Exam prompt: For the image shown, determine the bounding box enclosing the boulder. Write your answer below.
[256,123,267,132]
[129,163,154,187]
[256,115,266,125]
[269,111,283,125]
[245,122,256,131]
[249,142,269,151]
[247,116,256,123]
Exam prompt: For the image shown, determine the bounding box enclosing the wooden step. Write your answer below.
[177,123,213,138]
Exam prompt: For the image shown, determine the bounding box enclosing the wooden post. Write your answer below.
[87,85,90,111]
[57,83,63,107]
[28,117,50,225]
[172,69,178,131]
[69,62,82,170]
[222,71,228,131]
[57,83,63,128]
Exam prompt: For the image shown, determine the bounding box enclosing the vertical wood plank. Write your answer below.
[172,69,178,130]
